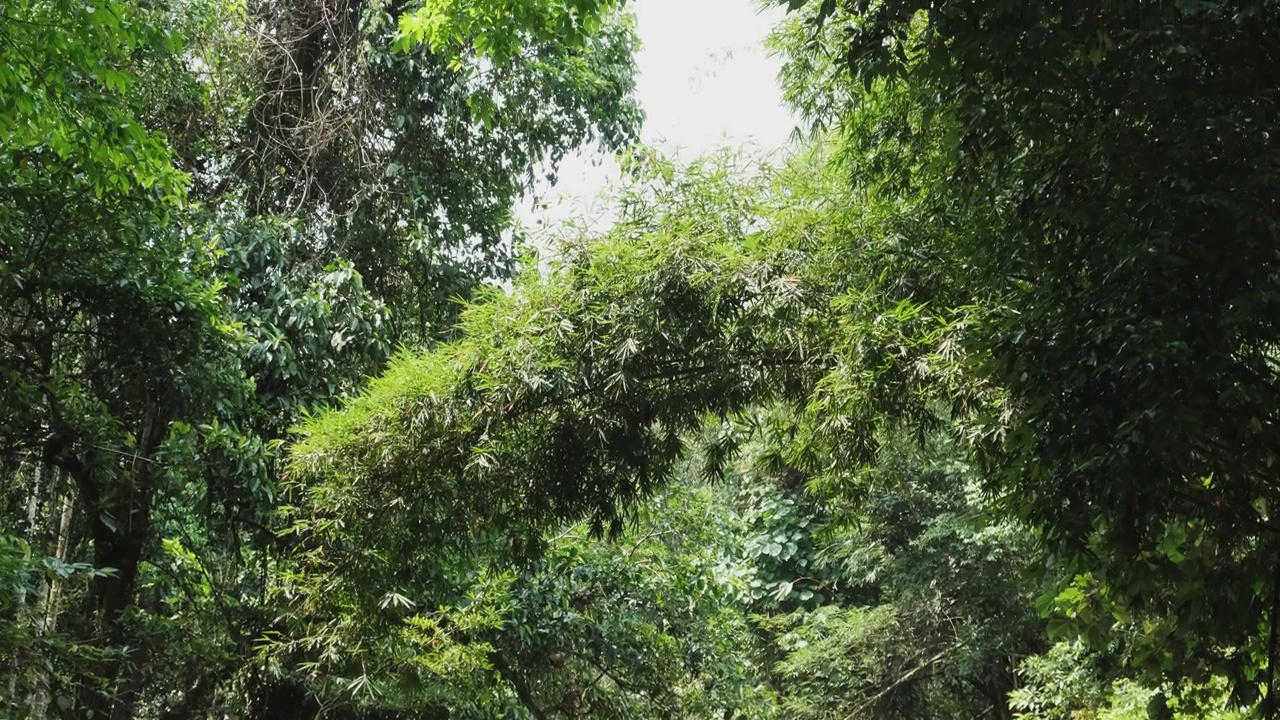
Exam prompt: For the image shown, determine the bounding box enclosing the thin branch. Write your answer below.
[492,655,552,720]
[845,640,966,720]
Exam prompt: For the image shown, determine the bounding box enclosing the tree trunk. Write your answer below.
[8,461,43,701]
[76,477,154,720]
[71,403,169,719]
[40,475,76,635]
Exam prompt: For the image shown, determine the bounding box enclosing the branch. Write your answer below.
[845,640,966,720]
[492,655,552,720]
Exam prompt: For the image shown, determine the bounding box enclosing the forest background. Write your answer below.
[2,0,1279,719]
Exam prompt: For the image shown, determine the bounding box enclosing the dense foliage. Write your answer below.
[1,0,639,715]
[4,0,1279,719]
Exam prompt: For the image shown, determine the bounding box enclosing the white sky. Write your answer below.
[517,0,797,232]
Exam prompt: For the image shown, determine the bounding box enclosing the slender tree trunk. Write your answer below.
[8,461,41,701]
[73,402,170,720]
[75,468,155,720]
[26,468,75,717]
[41,475,75,634]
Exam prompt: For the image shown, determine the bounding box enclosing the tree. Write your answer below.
[1010,641,1250,720]
[273,149,815,706]
[387,17,1280,703]
[286,17,1280,692]
[9,0,1279,715]
[776,0,1280,705]
[227,0,642,340]
[395,481,775,719]
[0,1,250,714]
[0,0,645,715]
[752,433,1043,720]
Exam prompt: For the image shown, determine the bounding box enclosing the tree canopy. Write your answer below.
[4,0,1280,718]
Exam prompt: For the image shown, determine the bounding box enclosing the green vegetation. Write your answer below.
[3,0,1279,718]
